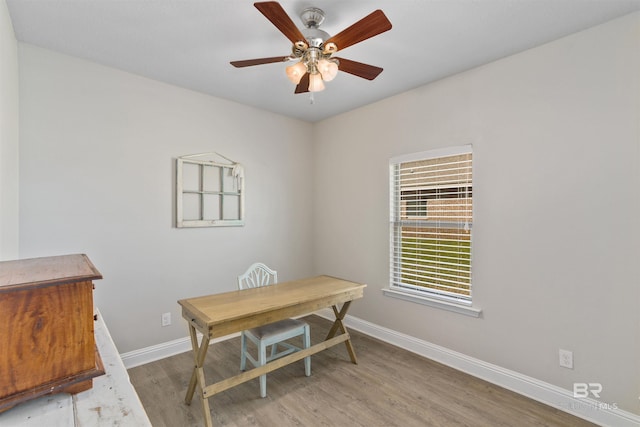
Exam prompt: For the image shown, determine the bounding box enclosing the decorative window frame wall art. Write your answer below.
[175,152,244,228]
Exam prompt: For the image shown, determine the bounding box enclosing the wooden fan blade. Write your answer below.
[294,73,310,94]
[324,10,392,52]
[254,2,306,45]
[335,57,383,80]
[230,56,290,67]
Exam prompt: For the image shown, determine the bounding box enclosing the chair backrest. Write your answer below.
[237,263,278,290]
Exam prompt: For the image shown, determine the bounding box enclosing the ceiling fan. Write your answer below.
[230,2,392,94]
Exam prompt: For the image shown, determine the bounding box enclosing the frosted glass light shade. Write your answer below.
[317,59,338,81]
[308,73,325,92]
[286,61,307,84]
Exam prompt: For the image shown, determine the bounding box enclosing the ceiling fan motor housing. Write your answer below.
[303,27,330,48]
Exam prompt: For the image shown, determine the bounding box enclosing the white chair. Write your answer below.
[237,263,311,398]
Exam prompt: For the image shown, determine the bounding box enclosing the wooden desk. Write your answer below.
[178,275,366,427]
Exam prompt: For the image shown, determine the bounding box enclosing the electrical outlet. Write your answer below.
[559,349,573,369]
[161,312,171,327]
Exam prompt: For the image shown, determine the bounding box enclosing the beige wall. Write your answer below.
[313,12,640,414]
[0,0,19,260]
[17,44,315,353]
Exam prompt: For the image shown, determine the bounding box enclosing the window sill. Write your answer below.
[382,288,482,318]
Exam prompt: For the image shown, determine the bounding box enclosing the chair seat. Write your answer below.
[247,318,307,340]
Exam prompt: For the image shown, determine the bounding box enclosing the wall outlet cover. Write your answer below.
[559,349,573,369]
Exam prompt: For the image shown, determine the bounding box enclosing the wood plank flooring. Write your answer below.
[128,315,595,427]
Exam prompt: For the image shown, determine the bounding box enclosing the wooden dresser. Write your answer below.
[0,254,105,413]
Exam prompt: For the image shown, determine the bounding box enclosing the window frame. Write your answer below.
[175,155,244,228]
[384,145,481,317]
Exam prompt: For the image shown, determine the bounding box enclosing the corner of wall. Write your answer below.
[0,0,20,260]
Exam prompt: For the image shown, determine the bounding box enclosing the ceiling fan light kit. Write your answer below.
[285,61,306,84]
[231,1,392,96]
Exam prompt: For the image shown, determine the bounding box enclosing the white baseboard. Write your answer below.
[121,332,239,370]
[121,311,639,427]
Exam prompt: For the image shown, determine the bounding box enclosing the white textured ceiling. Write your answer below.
[7,0,640,122]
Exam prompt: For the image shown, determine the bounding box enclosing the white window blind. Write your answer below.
[390,145,473,304]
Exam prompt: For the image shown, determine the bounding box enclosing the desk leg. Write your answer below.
[185,323,213,427]
[325,301,358,364]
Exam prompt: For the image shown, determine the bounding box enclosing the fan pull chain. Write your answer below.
[309,92,315,104]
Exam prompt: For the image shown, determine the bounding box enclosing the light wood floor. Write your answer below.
[128,315,595,427]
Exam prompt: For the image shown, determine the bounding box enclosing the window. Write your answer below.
[388,145,476,313]
[176,153,244,228]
